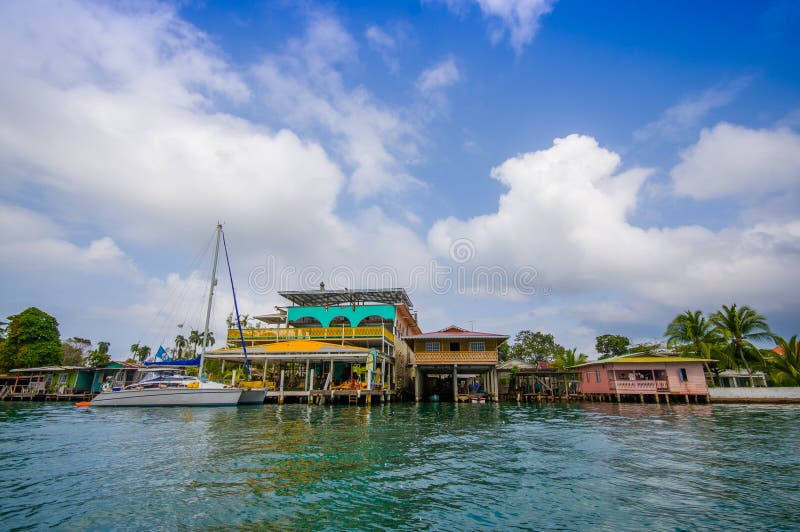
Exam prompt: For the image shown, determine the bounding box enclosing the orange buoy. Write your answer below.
[75,401,91,407]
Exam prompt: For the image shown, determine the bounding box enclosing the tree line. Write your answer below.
[0,307,217,372]
[500,303,799,387]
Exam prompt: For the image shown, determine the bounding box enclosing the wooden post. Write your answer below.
[262,360,267,384]
[685,394,690,404]
[639,394,644,404]
[278,369,285,405]
[414,365,422,402]
[452,365,458,403]
[308,368,314,405]
[665,393,670,405]
[305,359,310,391]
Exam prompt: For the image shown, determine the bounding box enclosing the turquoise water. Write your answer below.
[1,402,798,531]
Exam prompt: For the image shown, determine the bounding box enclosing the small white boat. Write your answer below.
[90,371,241,407]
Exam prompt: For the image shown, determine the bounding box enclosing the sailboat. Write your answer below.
[90,224,242,407]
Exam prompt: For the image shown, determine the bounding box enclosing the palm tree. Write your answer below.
[174,334,188,359]
[664,310,721,379]
[136,345,151,363]
[130,342,140,359]
[200,331,215,348]
[710,304,773,387]
[767,336,800,386]
[553,347,587,370]
[188,330,201,357]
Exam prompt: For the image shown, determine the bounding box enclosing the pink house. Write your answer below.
[573,354,710,403]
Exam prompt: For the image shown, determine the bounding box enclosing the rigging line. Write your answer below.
[134,228,217,351]
[222,228,251,379]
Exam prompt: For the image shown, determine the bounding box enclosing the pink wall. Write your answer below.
[577,361,708,395]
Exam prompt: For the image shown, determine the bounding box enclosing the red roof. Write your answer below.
[403,325,509,340]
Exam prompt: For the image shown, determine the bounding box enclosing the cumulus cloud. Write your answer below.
[428,134,800,315]
[437,0,556,53]
[634,78,750,141]
[417,58,461,92]
[0,205,139,279]
[253,15,424,200]
[671,123,800,199]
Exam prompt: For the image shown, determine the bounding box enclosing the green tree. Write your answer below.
[174,334,188,359]
[497,342,511,362]
[200,331,215,348]
[87,340,111,367]
[595,334,630,359]
[766,336,800,386]
[710,304,772,388]
[62,337,92,366]
[0,307,61,372]
[552,347,588,370]
[509,331,564,364]
[664,310,721,357]
[136,345,151,363]
[189,330,201,356]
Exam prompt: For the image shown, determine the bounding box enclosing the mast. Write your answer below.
[198,223,222,380]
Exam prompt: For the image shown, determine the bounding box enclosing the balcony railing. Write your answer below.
[609,379,669,392]
[228,326,394,345]
[413,350,498,365]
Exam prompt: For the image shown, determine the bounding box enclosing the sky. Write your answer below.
[1,0,799,359]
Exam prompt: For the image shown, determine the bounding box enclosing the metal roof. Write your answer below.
[278,288,413,308]
[571,353,711,368]
[404,325,509,340]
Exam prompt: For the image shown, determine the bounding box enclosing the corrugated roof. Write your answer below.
[210,339,369,355]
[572,353,711,368]
[279,288,413,308]
[404,325,509,340]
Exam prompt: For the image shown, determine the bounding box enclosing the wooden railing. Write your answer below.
[609,380,669,392]
[413,351,498,365]
[228,326,394,345]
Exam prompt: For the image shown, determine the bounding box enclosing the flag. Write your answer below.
[155,345,169,361]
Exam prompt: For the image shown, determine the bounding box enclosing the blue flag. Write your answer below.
[154,345,169,361]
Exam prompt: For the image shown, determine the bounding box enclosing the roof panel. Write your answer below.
[278,288,413,308]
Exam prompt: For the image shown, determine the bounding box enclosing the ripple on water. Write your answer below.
[1,402,799,530]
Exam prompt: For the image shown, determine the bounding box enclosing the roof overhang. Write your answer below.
[278,288,413,308]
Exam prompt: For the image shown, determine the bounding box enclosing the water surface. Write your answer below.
[1,402,798,530]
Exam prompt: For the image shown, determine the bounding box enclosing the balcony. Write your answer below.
[228,326,394,346]
[413,350,498,365]
[609,379,669,393]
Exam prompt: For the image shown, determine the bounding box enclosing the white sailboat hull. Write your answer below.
[90,387,242,407]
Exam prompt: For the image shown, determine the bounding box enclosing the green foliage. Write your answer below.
[62,337,89,366]
[595,334,630,359]
[766,336,800,386]
[86,350,111,367]
[174,335,188,358]
[497,342,510,361]
[628,342,663,355]
[0,307,61,372]
[189,330,201,356]
[552,347,588,370]
[509,330,564,364]
[710,304,772,387]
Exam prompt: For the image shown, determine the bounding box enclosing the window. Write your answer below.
[425,342,440,352]
[469,341,485,352]
[57,373,68,385]
[449,342,460,351]
[595,370,601,383]
[678,368,688,382]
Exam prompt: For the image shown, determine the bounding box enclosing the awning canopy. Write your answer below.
[206,339,382,362]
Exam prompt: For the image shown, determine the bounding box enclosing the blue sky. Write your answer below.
[1,0,799,358]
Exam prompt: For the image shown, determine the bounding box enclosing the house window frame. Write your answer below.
[425,341,440,352]
[678,368,688,382]
[595,370,601,383]
[469,341,486,352]
[57,373,68,385]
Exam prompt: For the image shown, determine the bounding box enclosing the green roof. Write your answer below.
[571,353,711,368]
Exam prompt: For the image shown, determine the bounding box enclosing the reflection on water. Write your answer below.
[1,402,799,530]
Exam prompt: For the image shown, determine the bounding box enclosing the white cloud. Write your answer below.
[0,205,139,279]
[417,58,461,92]
[634,78,750,141]
[253,15,424,200]
[671,122,800,199]
[428,134,800,316]
[438,0,555,53]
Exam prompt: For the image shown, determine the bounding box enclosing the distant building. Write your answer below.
[573,353,710,403]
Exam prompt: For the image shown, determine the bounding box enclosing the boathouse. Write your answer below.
[219,288,421,402]
[405,325,509,402]
[573,353,710,403]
